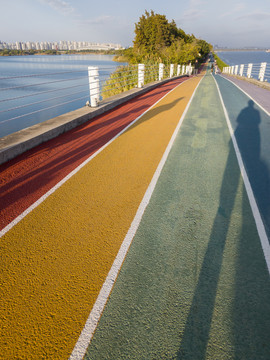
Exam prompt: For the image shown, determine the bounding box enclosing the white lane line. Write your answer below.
[68,75,205,360]
[218,74,270,117]
[0,78,190,239]
[213,76,270,276]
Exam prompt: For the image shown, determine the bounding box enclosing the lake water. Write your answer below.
[217,50,270,82]
[217,50,270,66]
[0,54,127,138]
[3,51,269,139]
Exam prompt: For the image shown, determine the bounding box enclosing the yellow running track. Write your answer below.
[0,74,202,359]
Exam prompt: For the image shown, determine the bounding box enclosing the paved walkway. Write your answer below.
[215,74,270,240]
[0,74,201,359]
[221,74,270,114]
[0,77,189,232]
[1,67,270,359]
[84,70,270,360]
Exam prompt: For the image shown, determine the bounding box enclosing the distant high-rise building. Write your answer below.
[16,42,22,50]
[26,42,32,50]
[0,40,123,51]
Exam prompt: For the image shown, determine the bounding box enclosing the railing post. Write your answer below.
[259,62,267,82]
[177,65,181,76]
[234,65,239,75]
[182,65,186,75]
[170,64,174,78]
[247,63,253,78]
[88,66,100,107]
[239,64,244,76]
[138,64,145,88]
[159,63,164,81]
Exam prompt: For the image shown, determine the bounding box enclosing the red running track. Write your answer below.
[0,77,189,231]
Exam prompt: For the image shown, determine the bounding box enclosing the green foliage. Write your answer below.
[0,49,23,56]
[133,11,174,57]
[103,11,212,99]
[0,49,59,56]
[213,53,228,71]
[0,49,120,57]
[102,65,138,99]
[113,55,129,62]
[160,39,198,64]
[198,40,212,57]
[101,62,176,99]
[129,10,211,65]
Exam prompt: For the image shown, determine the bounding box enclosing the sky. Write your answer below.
[1,0,270,48]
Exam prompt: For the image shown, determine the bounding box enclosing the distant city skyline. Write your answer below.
[0,40,123,51]
[1,0,270,48]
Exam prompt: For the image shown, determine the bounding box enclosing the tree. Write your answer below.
[130,10,211,64]
[133,11,184,60]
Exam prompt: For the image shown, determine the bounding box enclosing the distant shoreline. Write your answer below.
[215,49,269,52]
[0,50,119,57]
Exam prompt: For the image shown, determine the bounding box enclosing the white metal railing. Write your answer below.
[222,62,270,82]
[87,63,193,106]
[0,63,193,137]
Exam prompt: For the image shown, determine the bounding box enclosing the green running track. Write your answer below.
[85,69,270,359]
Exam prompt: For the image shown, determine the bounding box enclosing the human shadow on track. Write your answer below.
[0,81,185,231]
[126,97,185,132]
[177,100,270,359]
[235,100,270,240]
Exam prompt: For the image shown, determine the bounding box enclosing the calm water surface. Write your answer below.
[217,51,270,65]
[3,52,269,138]
[0,54,127,137]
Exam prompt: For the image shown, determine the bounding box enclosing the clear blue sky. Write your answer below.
[1,0,270,48]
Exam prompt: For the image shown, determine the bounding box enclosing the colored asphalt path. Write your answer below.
[215,74,270,241]
[0,76,189,232]
[221,74,270,114]
[84,70,270,359]
[1,67,270,359]
[0,74,202,359]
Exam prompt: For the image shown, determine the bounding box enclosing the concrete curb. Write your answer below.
[0,76,187,165]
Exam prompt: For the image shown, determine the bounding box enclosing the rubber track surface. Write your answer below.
[0,75,202,359]
[85,70,270,360]
[0,77,187,231]
[221,74,270,114]
[215,74,270,239]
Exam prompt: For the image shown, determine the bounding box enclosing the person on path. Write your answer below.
[194,59,199,75]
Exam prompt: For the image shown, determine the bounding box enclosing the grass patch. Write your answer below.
[101,65,138,99]
[213,53,228,71]
[101,63,174,99]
